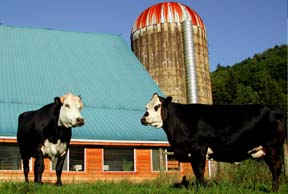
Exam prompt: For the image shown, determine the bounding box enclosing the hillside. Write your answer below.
[211,44,287,111]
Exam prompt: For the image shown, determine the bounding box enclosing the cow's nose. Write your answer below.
[76,118,85,126]
[141,117,147,125]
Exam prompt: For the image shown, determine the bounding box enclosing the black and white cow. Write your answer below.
[17,93,84,185]
[141,93,286,192]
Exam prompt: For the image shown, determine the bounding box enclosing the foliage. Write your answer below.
[211,44,287,111]
[215,160,288,192]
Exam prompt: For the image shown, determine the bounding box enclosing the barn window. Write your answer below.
[51,146,85,172]
[52,154,68,171]
[151,148,181,172]
[0,144,22,170]
[69,146,85,171]
[103,148,135,172]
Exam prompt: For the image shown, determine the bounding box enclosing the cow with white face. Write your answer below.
[141,93,286,192]
[141,93,164,128]
[58,93,84,128]
[17,93,84,185]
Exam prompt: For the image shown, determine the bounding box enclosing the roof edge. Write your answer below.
[0,136,169,147]
[0,24,121,38]
[71,138,168,144]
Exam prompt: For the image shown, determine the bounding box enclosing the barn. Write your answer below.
[0,25,196,183]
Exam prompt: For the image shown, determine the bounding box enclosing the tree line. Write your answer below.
[211,44,287,112]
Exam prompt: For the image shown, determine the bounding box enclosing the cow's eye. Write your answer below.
[154,104,161,111]
[65,104,70,108]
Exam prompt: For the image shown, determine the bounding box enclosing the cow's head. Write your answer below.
[141,93,172,128]
[55,93,84,128]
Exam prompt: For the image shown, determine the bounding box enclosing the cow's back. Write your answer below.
[206,105,285,146]
[182,104,282,137]
[169,104,285,161]
[17,103,58,154]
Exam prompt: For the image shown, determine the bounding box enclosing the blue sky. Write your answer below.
[1,0,287,71]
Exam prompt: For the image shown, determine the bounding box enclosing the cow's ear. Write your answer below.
[54,97,62,105]
[152,93,159,98]
[166,96,172,103]
[163,96,172,107]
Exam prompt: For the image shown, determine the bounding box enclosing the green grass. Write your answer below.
[0,180,287,194]
[1,160,287,194]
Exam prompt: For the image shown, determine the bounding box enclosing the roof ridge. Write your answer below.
[0,24,120,38]
[0,101,143,112]
[0,101,47,107]
[86,105,143,112]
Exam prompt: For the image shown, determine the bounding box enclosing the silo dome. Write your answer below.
[131,2,212,104]
[132,2,205,33]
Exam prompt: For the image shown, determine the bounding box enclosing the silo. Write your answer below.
[131,2,212,105]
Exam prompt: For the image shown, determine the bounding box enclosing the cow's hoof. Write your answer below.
[34,181,44,185]
[174,176,189,189]
[55,182,63,186]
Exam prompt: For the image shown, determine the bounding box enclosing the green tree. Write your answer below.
[223,70,238,104]
[211,44,287,111]
[233,84,259,104]
[251,70,286,108]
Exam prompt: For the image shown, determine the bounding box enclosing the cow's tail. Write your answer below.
[284,111,288,143]
[17,112,27,142]
[276,109,287,143]
[279,111,286,144]
[271,108,287,144]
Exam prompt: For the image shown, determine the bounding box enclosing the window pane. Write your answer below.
[151,148,181,172]
[69,146,85,171]
[152,148,167,171]
[51,146,85,171]
[0,144,22,170]
[152,149,161,171]
[52,155,68,171]
[103,148,134,171]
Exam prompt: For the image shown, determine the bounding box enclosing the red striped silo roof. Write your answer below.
[132,2,205,32]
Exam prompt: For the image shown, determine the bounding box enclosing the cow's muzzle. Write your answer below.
[141,117,148,125]
[75,117,85,126]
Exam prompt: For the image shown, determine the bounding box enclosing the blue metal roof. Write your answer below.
[0,25,167,143]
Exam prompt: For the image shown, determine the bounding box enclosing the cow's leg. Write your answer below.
[55,154,67,186]
[190,151,206,186]
[263,146,282,192]
[34,152,45,184]
[22,156,30,183]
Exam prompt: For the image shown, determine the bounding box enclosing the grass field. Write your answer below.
[0,179,287,194]
[1,160,287,194]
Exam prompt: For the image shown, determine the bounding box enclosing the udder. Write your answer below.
[41,139,67,160]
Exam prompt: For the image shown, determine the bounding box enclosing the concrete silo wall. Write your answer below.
[132,23,187,103]
[192,26,212,104]
[131,22,212,105]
